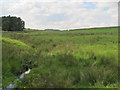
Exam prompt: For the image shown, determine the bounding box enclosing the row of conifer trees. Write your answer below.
[2,15,25,31]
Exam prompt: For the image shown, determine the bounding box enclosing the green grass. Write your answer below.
[2,37,33,87]
[2,37,30,49]
[2,27,118,88]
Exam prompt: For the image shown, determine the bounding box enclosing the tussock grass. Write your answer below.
[2,27,118,88]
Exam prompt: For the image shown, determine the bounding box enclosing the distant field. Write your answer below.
[2,27,118,88]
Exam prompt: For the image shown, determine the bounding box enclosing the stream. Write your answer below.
[3,69,31,89]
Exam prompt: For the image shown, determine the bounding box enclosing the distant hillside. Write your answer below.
[68,26,118,31]
[25,26,118,31]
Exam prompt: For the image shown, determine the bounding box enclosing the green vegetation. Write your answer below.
[2,27,118,88]
[2,37,30,49]
[2,15,25,31]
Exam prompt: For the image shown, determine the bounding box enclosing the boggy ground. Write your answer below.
[2,27,118,88]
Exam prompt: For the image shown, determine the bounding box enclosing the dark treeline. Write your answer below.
[2,15,25,31]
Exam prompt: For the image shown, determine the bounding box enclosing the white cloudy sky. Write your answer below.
[0,0,119,30]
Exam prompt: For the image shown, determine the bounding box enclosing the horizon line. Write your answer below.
[25,25,119,30]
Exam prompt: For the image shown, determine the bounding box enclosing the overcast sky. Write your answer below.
[1,0,119,30]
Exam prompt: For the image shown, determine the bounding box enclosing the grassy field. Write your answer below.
[2,27,118,88]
